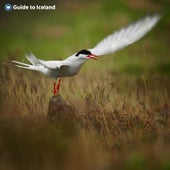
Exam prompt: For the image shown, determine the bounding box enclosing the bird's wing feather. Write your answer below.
[38,60,69,69]
[25,53,63,69]
[25,53,42,65]
[89,14,161,56]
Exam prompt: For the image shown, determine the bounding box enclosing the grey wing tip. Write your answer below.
[141,13,162,28]
[147,13,162,21]
[153,13,162,20]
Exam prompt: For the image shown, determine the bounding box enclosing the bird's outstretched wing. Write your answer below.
[89,14,161,56]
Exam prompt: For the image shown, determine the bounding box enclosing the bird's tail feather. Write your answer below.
[12,60,38,71]
[12,60,31,67]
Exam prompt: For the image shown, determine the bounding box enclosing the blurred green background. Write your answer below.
[0,0,169,75]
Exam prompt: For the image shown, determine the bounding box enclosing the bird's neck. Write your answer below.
[63,56,87,75]
[64,56,87,66]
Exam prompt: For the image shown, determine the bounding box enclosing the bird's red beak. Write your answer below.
[87,54,98,60]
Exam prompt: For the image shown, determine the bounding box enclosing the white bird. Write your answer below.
[12,14,161,95]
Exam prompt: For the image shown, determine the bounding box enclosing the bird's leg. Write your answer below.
[53,78,61,95]
[56,78,61,92]
[53,80,57,95]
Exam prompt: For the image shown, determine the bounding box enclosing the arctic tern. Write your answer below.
[12,14,161,95]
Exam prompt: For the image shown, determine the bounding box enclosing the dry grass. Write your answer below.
[0,55,170,170]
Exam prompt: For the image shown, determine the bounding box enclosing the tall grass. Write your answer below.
[0,53,169,170]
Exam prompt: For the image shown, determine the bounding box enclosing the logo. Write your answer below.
[4,3,12,11]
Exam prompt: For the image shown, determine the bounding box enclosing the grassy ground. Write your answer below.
[0,62,170,170]
[0,0,170,169]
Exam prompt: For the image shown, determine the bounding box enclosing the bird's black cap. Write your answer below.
[75,49,91,57]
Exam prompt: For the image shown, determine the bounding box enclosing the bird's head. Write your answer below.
[75,49,98,60]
